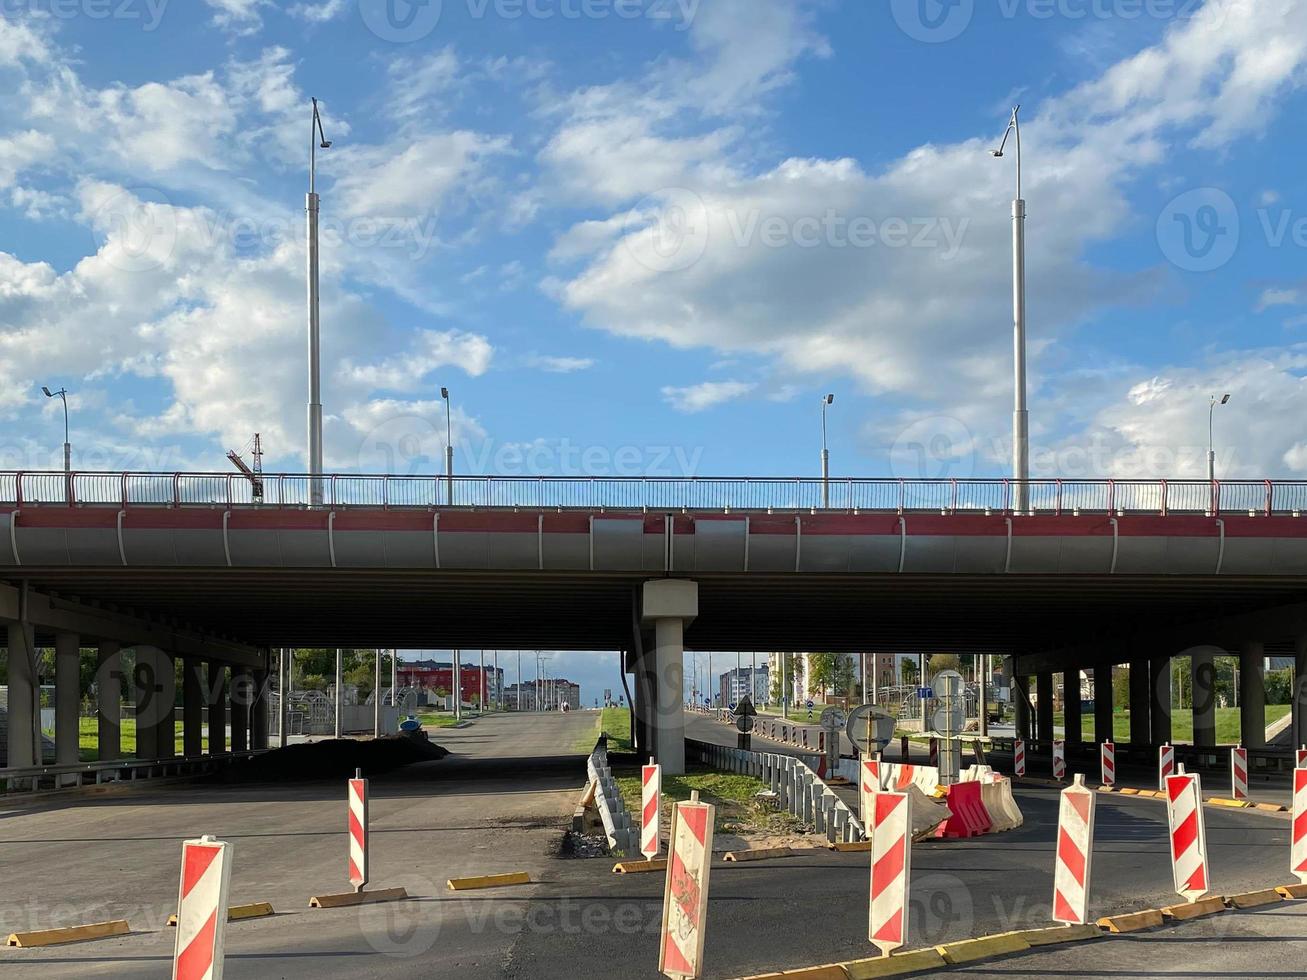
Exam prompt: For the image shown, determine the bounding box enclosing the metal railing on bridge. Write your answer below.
[2,472,1306,517]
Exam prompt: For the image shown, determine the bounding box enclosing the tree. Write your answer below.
[901,659,920,687]
[1112,667,1130,713]
[927,653,961,678]
[807,653,855,699]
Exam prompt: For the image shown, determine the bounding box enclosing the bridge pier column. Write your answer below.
[134,648,160,760]
[96,641,122,761]
[1295,633,1307,749]
[1064,668,1082,748]
[55,633,82,779]
[182,657,204,757]
[1240,641,1266,749]
[1035,673,1053,747]
[1094,664,1114,744]
[5,622,38,768]
[155,651,176,761]
[1192,649,1217,748]
[1014,675,1031,741]
[251,667,270,750]
[207,661,227,754]
[231,668,251,753]
[1128,659,1150,747]
[1149,656,1171,748]
[642,580,698,776]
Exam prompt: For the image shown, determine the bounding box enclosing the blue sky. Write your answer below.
[3,0,1307,698]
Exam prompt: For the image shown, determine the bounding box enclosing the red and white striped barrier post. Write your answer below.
[1052,739,1066,781]
[1230,746,1249,801]
[1292,767,1307,885]
[1297,745,1307,769]
[659,791,715,979]
[348,770,368,893]
[172,835,233,980]
[1165,766,1210,903]
[1014,738,1026,778]
[1100,742,1115,787]
[1052,774,1096,925]
[869,790,912,958]
[860,759,882,825]
[642,762,662,860]
[1158,743,1175,791]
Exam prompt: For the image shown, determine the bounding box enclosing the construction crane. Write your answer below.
[227,434,265,503]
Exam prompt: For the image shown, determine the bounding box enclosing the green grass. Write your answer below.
[613,767,801,837]
[416,711,471,728]
[52,717,209,761]
[595,706,634,753]
[1050,704,1290,743]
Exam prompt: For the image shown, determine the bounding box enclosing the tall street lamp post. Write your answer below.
[41,385,71,498]
[820,393,835,508]
[440,386,454,505]
[1208,393,1231,515]
[307,98,332,507]
[992,106,1029,516]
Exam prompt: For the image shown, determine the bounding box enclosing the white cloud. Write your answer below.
[339,330,494,391]
[661,380,755,413]
[527,354,595,374]
[203,0,268,34]
[290,0,351,23]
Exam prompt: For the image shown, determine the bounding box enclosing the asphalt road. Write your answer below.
[1,709,1300,979]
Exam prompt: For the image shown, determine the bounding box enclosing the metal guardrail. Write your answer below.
[1,472,1305,516]
[0,749,266,793]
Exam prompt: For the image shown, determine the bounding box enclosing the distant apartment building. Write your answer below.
[503,679,581,711]
[718,665,770,706]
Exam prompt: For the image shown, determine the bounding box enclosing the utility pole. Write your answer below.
[333,648,342,739]
[453,649,461,720]
[992,106,1028,516]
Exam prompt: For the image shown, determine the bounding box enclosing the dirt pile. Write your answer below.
[213,735,449,783]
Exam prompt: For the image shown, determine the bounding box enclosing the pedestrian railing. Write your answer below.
[2,472,1306,517]
[0,749,266,794]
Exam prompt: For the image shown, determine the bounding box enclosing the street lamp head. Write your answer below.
[1221,393,1231,405]
[440,387,450,400]
[824,393,835,406]
[990,150,1004,158]
[41,386,52,398]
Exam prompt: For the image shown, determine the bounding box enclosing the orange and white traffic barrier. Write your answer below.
[642,762,662,860]
[172,835,233,980]
[1297,745,1307,768]
[1230,746,1249,802]
[1158,743,1175,791]
[348,770,368,893]
[1100,742,1115,787]
[1014,738,1026,777]
[1052,774,1096,925]
[1165,767,1210,903]
[1292,767,1307,885]
[659,791,715,979]
[1052,740,1066,781]
[869,790,912,957]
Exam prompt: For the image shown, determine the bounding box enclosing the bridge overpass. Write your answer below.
[3,472,1306,774]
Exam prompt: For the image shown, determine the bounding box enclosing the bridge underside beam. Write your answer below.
[0,582,262,668]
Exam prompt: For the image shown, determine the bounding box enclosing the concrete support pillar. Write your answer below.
[1014,676,1031,741]
[1128,660,1150,746]
[134,648,160,760]
[207,662,227,754]
[54,632,81,771]
[1191,649,1217,748]
[1295,634,1307,749]
[1149,657,1171,748]
[1035,672,1053,746]
[154,650,176,761]
[96,642,122,761]
[5,622,38,768]
[1240,641,1266,749]
[642,580,697,776]
[1063,668,1082,748]
[230,668,250,753]
[1094,664,1114,744]
[182,657,204,757]
[251,668,269,750]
